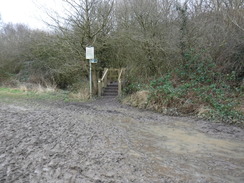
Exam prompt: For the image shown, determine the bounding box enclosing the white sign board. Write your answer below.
[86,47,94,59]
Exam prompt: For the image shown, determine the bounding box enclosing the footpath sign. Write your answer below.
[86,47,94,59]
[86,47,96,98]
[90,59,98,63]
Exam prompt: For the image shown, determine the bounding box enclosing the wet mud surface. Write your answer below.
[0,98,244,182]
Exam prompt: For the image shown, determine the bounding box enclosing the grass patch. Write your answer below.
[0,86,89,103]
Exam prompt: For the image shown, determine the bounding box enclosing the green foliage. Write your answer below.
[123,82,145,94]
[0,67,11,82]
[0,87,86,102]
[148,50,244,125]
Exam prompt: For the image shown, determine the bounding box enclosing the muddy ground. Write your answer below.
[0,97,244,183]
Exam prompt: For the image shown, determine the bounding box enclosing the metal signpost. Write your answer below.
[90,59,98,63]
[86,47,94,98]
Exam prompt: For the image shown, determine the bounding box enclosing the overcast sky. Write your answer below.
[0,0,186,30]
[0,0,65,29]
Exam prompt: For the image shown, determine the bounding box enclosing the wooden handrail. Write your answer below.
[118,68,125,97]
[118,69,123,81]
[98,68,125,97]
[101,68,109,81]
[98,68,109,97]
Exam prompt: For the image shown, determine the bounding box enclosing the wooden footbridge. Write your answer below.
[98,68,125,97]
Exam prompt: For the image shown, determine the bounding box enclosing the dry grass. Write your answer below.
[34,84,56,93]
[17,83,57,93]
[2,79,57,93]
[196,105,212,117]
[1,81,90,102]
[0,85,90,103]
[123,90,201,116]
[18,84,28,92]
[69,88,90,101]
[123,90,149,108]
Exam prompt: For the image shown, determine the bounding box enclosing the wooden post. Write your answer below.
[89,60,92,98]
[98,79,102,97]
[104,70,108,87]
[92,65,98,95]
[118,79,122,97]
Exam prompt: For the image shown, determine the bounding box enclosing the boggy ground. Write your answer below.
[0,97,243,183]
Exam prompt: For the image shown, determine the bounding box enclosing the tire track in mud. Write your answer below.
[0,98,244,183]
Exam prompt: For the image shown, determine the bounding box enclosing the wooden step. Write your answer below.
[103,93,118,97]
[103,90,118,96]
[103,83,118,97]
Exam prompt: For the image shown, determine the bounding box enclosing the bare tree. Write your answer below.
[112,0,180,79]
[45,0,114,48]
[43,0,114,92]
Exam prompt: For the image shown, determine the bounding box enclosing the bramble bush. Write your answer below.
[147,50,244,125]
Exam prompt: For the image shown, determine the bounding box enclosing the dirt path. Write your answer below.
[0,98,243,183]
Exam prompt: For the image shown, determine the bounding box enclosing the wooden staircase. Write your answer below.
[103,82,118,97]
[98,68,125,97]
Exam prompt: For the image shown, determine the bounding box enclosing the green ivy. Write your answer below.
[147,50,244,125]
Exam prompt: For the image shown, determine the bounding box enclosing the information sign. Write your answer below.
[86,47,94,59]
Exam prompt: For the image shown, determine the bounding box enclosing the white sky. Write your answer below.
[0,0,65,30]
[0,0,186,30]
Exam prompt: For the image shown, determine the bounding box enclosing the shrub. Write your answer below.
[146,50,244,125]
